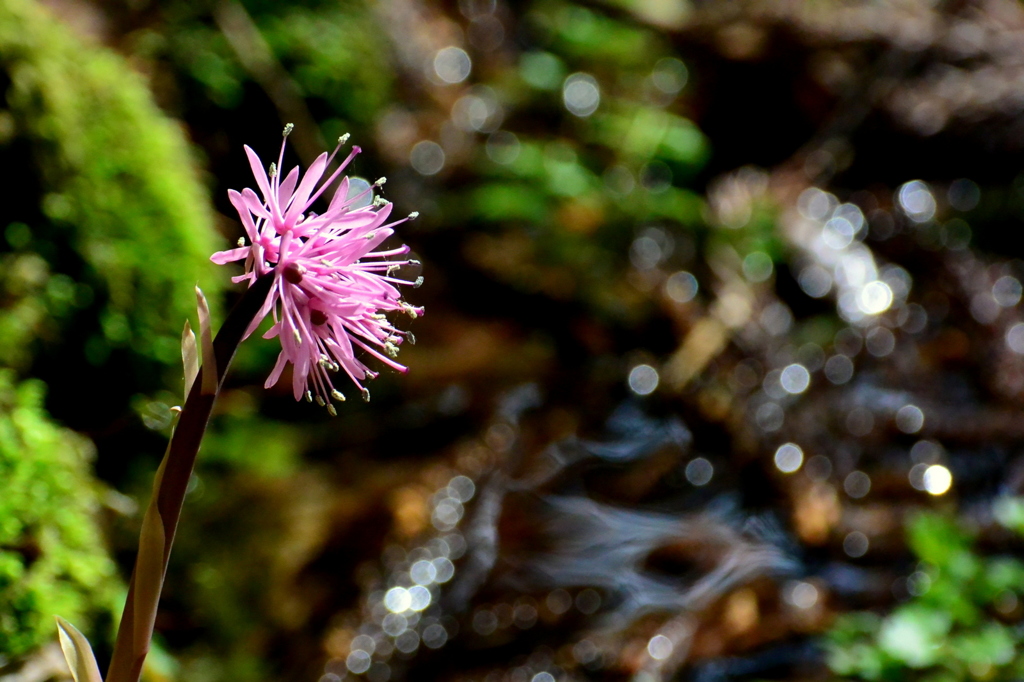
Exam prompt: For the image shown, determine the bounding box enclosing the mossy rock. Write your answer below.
[0,0,222,378]
[0,370,119,658]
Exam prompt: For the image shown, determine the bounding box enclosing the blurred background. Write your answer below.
[5,0,1024,680]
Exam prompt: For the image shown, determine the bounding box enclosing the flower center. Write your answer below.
[282,263,304,284]
[310,309,328,326]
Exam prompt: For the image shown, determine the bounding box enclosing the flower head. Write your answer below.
[212,126,422,412]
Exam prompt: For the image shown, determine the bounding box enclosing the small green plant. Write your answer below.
[828,507,1024,681]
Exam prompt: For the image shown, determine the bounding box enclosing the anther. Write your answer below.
[305,390,313,403]
[375,177,387,187]
[293,329,302,344]
[373,196,388,207]
[408,212,420,220]
[361,387,371,402]
[310,309,328,326]
[409,260,422,266]
[338,133,350,145]
[331,389,346,402]
[414,276,424,288]
[283,123,294,137]
[406,332,416,345]
[315,395,325,406]
[269,162,278,179]
[384,342,399,359]
[237,237,246,247]
[326,404,337,417]
[283,262,304,284]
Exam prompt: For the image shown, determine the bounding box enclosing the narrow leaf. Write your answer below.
[56,616,103,682]
[182,320,198,398]
[196,286,217,395]
[133,454,168,659]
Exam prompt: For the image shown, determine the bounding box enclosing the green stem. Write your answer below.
[105,274,274,682]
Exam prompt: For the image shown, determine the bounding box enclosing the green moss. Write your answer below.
[0,0,221,371]
[0,370,119,657]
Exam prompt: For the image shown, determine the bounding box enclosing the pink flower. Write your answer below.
[212,126,422,413]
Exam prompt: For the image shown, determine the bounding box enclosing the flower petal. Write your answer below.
[241,188,271,220]
[278,165,300,208]
[210,247,250,264]
[244,145,273,204]
[287,152,329,221]
[227,190,259,240]
[264,351,289,389]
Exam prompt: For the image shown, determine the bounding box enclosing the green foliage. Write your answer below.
[546,3,658,65]
[263,5,393,126]
[828,509,1024,681]
[168,0,392,129]
[0,370,119,658]
[0,0,221,370]
[456,1,710,320]
[202,411,305,479]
